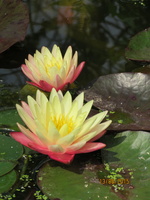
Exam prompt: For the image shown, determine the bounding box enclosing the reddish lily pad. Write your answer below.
[81,73,150,130]
[125,28,150,61]
[0,0,29,53]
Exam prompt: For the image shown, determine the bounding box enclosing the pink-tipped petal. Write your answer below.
[27,80,54,92]
[89,130,106,142]
[10,132,37,148]
[39,80,56,92]
[56,74,64,88]
[21,64,37,83]
[28,143,74,164]
[21,101,33,118]
[56,82,70,91]
[72,142,106,154]
[26,81,41,88]
[48,152,75,164]
[10,131,46,147]
[70,61,85,83]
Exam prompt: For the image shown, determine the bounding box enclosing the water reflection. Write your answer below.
[1,0,150,87]
[0,68,26,87]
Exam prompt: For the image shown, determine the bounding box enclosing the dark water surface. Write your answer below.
[1,0,150,88]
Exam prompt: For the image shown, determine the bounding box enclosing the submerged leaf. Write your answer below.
[0,0,29,53]
[125,28,150,61]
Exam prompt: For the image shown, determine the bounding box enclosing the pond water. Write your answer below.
[0,0,150,200]
[1,0,150,88]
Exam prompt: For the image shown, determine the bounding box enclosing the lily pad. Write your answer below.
[0,0,29,53]
[19,84,49,101]
[37,156,120,200]
[81,73,150,130]
[101,131,150,200]
[0,161,17,176]
[0,134,23,161]
[0,109,23,131]
[37,131,150,200]
[125,28,150,61]
[0,170,17,193]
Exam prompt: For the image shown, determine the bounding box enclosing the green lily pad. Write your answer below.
[101,131,150,200]
[19,84,49,101]
[0,170,17,193]
[0,135,23,161]
[37,131,150,200]
[37,157,120,200]
[0,161,17,176]
[125,28,150,61]
[0,0,29,53]
[0,109,23,131]
[81,73,150,130]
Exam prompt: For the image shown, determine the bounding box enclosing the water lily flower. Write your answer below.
[21,45,85,92]
[10,89,112,164]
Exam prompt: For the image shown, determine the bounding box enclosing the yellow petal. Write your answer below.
[64,46,72,71]
[57,132,75,146]
[52,96,62,118]
[79,100,93,115]
[48,144,65,153]
[73,92,84,110]
[74,131,97,143]
[27,96,39,118]
[34,50,44,62]
[68,100,78,120]
[16,104,36,134]
[17,123,43,146]
[41,46,53,59]
[52,45,62,61]
[34,119,50,144]
[90,120,112,134]
[48,121,60,143]
[66,141,86,152]
[61,91,72,116]
[59,124,69,137]
[86,111,108,130]
[74,112,88,127]
[71,51,78,68]
[49,88,59,103]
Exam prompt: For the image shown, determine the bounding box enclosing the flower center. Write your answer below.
[51,115,74,136]
[44,56,62,70]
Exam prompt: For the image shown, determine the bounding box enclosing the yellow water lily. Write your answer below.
[21,44,85,92]
[10,89,112,164]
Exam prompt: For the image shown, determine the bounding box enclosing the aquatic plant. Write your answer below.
[10,89,111,164]
[21,45,85,92]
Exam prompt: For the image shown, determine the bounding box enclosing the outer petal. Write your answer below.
[21,64,38,84]
[70,61,85,83]
[39,80,56,91]
[89,130,106,142]
[10,132,45,150]
[48,152,75,164]
[74,142,106,153]
[10,132,74,164]
[21,101,32,118]
[26,81,42,89]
